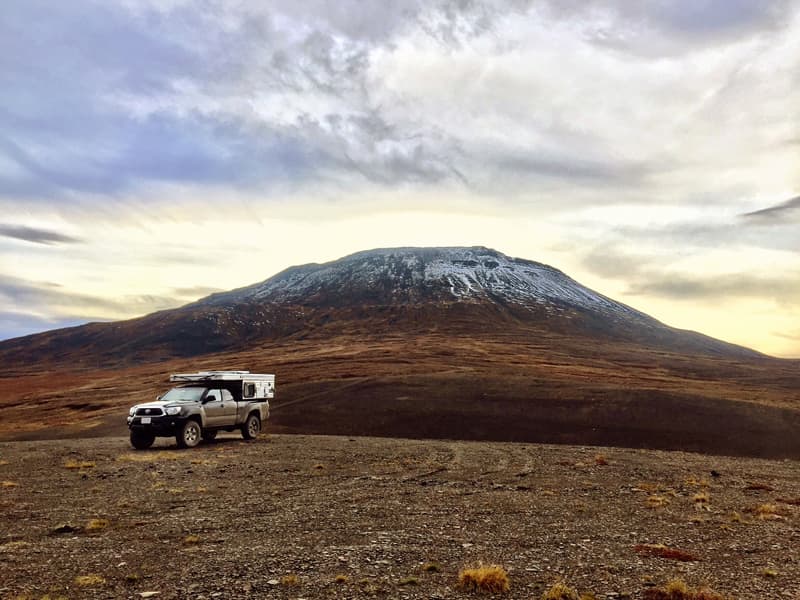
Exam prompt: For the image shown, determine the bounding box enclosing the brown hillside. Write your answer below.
[0,247,797,457]
[1,329,798,458]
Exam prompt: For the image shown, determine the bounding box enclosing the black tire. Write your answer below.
[241,414,260,440]
[130,430,155,450]
[201,430,218,442]
[176,420,202,449]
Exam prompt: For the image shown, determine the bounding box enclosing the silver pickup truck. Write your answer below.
[127,371,274,449]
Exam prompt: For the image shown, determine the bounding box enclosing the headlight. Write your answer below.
[165,406,181,416]
[129,407,136,416]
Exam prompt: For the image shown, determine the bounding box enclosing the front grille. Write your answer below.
[135,407,164,416]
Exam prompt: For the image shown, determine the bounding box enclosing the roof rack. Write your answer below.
[170,371,274,382]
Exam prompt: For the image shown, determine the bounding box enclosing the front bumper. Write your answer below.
[127,415,189,436]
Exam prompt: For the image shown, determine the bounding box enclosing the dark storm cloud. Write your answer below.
[741,196,800,223]
[0,224,82,245]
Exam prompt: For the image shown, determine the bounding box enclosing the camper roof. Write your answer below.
[170,371,274,382]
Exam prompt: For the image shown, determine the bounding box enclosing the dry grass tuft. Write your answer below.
[84,518,110,532]
[458,563,510,594]
[64,460,95,469]
[280,574,300,586]
[643,578,731,600]
[761,568,778,578]
[646,495,670,509]
[398,576,419,586]
[684,476,710,487]
[594,454,608,466]
[2,480,19,488]
[776,496,800,506]
[693,491,710,504]
[422,561,442,573]
[541,581,580,600]
[749,503,786,521]
[744,483,774,492]
[183,534,201,545]
[0,540,30,552]
[634,544,700,562]
[688,515,706,524]
[0,459,9,465]
[74,574,106,587]
[334,574,349,584]
[117,452,179,463]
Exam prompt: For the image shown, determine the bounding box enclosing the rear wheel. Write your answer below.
[201,430,218,443]
[176,420,201,448]
[130,430,155,450]
[241,414,260,440]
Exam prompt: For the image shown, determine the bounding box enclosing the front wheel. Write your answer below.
[130,430,155,450]
[176,420,201,448]
[241,414,260,440]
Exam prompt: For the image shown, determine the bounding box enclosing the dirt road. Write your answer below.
[1,434,798,599]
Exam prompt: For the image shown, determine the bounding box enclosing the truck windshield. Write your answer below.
[161,386,206,402]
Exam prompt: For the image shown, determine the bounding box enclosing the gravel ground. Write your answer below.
[1,434,799,599]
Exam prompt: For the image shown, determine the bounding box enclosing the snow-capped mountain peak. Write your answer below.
[207,246,651,323]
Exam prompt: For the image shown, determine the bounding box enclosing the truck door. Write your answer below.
[203,388,225,427]
[219,389,238,425]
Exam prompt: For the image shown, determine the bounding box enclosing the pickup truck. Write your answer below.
[127,371,274,449]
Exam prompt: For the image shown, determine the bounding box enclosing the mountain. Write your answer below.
[0,246,758,365]
[1,247,798,457]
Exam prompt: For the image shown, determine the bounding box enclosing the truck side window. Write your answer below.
[221,389,233,403]
[244,383,255,398]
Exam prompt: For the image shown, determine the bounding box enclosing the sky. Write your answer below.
[1,0,799,357]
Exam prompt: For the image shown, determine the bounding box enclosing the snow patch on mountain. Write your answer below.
[210,247,652,322]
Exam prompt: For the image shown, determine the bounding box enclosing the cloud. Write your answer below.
[544,0,797,55]
[0,311,93,341]
[172,286,224,299]
[773,330,800,341]
[0,224,82,245]
[741,195,800,223]
[1,0,797,206]
[581,241,800,307]
[0,275,183,319]
[626,272,800,305]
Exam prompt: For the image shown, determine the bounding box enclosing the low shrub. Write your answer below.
[643,578,731,600]
[541,581,579,600]
[458,563,510,594]
[634,544,700,562]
